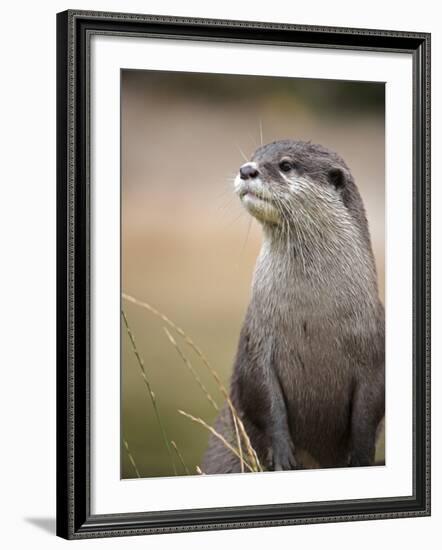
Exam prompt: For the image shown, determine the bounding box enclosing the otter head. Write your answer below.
[234,140,366,240]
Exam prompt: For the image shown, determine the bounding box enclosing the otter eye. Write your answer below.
[279,160,292,172]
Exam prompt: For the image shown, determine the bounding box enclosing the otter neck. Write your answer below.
[253,220,379,304]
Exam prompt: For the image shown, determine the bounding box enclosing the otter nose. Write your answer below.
[240,164,259,180]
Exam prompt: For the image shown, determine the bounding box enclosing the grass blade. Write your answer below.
[178,409,255,472]
[171,440,190,475]
[163,327,219,411]
[122,310,177,476]
[123,293,263,473]
[123,438,141,478]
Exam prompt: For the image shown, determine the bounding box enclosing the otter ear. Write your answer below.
[328,167,346,190]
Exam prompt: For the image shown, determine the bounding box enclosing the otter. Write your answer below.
[202,140,385,473]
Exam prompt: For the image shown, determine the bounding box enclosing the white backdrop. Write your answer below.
[0,1,439,549]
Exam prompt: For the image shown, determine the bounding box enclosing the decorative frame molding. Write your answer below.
[56,10,431,539]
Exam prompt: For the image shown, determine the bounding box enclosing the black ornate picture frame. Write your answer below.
[56,10,431,539]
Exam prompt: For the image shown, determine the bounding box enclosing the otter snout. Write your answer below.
[240,163,259,180]
[234,162,280,225]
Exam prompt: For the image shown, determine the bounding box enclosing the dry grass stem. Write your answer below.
[163,327,219,411]
[195,466,205,475]
[171,440,190,475]
[122,310,177,476]
[123,438,141,478]
[230,411,244,473]
[123,293,263,473]
[178,409,255,472]
[235,415,262,472]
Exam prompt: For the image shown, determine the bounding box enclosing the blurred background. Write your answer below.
[121,69,385,479]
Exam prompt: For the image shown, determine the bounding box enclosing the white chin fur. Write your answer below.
[241,192,279,224]
[233,174,243,194]
[234,175,279,224]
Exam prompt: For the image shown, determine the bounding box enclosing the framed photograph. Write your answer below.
[56,10,431,539]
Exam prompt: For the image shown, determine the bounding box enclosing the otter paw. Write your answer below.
[272,440,298,471]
